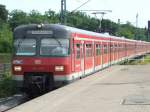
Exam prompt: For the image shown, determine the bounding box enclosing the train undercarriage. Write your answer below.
[23,73,54,97]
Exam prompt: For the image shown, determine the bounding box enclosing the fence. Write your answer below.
[0,63,11,78]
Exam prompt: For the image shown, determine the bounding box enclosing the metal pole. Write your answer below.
[64,0,67,24]
[135,13,138,40]
[92,12,107,32]
[61,0,64,24]
[117,19,120,36]
[60,0,66,24]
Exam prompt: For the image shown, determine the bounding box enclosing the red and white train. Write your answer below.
[12,24,150,94]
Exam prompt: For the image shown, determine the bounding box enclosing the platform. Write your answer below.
[7,65,150,112]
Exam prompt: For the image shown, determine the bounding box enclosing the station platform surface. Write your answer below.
[8,65,150,112]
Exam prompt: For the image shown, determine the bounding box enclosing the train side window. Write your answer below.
[110,45,113,52]
[86,44,92,57]
[96,44,101,56]
[115,44,118,52]
[118,45,121,52]
[104,45,107,54]
[76,44,80,59]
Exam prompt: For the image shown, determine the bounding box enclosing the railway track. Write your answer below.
[0,94,28,112]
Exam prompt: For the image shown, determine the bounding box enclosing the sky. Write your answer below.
[1,0,150,28]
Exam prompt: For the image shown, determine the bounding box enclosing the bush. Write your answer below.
[0,23,13,53]
[0,73,16,98]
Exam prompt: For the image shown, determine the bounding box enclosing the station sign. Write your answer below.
[27,30,53,35]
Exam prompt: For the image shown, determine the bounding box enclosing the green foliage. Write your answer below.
[0,53,11,63]
[45,9,60,23]
[9,10,28,29]
[135,28,147,41]
[0,4,8,23]
[117,22,135,39]
[66,11,99,31]
[0,23,12,53]
[0,74,16,98]
[101,19,118,35]
[124,55,150,65]
[28,10,45,24]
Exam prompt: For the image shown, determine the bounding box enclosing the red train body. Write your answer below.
[12,24,150,94]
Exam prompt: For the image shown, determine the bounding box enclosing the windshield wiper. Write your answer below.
[15,36,26,53]
[53,38,62,47]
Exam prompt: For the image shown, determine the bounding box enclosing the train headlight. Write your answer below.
[55,66,64,72]
[14,66,22,72]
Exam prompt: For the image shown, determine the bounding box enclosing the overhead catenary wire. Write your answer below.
[71,0,91,13]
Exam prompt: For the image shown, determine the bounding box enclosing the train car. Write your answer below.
[12,24,150,95]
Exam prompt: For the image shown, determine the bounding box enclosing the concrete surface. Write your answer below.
[7,65,150,112]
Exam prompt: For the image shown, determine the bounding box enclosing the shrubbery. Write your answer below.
[0,73,16,98]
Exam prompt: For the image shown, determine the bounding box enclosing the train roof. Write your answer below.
[13,24,118,39]
[14,24,112,39]
[13,24,150,44]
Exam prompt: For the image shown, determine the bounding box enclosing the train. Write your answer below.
[12,24,150,95]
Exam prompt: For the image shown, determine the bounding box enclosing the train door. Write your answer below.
[81,41,85,76]
[71,39,75,72]
[92,41,95,72]
[117,42,119,61]
[103,42,108,67]
[101,41,103,67]
[112,43,115,62]
[110,42,114,64]
[95,42,102,70]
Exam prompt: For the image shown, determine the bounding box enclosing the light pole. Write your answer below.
[60,0,66,24]
[135,13,138,40]
[91,10,112,32]
[76,10,112,32]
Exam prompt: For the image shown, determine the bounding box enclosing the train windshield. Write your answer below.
[40,38,69,56]
[14,39,36,56]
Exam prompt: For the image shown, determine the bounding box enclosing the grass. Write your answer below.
[124,55,150,65]
[138,55,150,64]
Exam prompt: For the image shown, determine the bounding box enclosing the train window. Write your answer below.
[118,45,121,52]
[40,38,69,56]
[104,45,107,54]
[96,44,101,56]
[86,44,92,57]
[110,45,113,52]
[114,44,117,52]
[76,44,80,59]
[14,39,36,56]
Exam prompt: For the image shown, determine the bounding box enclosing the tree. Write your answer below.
[0,4,8,23]
[28,10,45,24]
[0,23,12,53]
[9,10,28,29]
[45,9,59,23]
[101,19,118,35]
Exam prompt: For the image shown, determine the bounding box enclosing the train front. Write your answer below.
[12,24,71,94]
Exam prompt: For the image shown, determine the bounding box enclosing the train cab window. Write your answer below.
[96,44,101,56]
[40,38,69,56]
[86,44,92,57]
[76,44,80,59]
[14,39,36,56]
[104,45,107,54]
